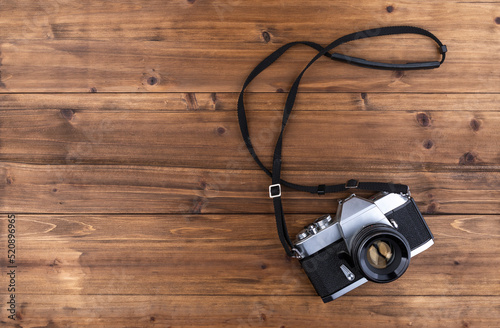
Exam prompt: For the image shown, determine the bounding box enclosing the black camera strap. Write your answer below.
[237,26,447,257]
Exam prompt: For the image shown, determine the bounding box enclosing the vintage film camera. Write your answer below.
[293,192,434,302]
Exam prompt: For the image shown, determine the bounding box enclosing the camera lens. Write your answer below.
[352,224,411,283]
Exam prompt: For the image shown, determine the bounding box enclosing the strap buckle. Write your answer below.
[269,184,281,198]
[345,179,359,189]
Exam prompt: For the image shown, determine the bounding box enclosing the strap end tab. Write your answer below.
[345,179,359,189]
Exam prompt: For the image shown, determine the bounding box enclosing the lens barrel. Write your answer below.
[352,224,411,283]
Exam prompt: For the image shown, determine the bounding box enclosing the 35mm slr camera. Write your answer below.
[293,192,434,302]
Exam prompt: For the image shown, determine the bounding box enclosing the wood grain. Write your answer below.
[1,0,499,326]
[1,0,496,42]
[2,162,500,214]
[1,92,498,112]
[1,39,497,93]
[0,1,498,92]
[0,295,497,328]
[0,95,499,170]
[0,214,498,297]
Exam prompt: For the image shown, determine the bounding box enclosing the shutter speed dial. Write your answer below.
[296,215,334,240]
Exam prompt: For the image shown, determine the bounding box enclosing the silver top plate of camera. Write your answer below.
[293,214,341,258]
[293,192,409,258]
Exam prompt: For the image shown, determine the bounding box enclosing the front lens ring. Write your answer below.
[352,224,411,283]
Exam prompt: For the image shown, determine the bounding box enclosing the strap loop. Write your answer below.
[317,184,326,195]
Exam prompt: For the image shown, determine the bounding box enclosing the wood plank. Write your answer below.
[0,295,497,328]
[1,104,500,169]
[0,1,498,92]
[1,39,497,93]
[3,162,500,214]
[1,92,498,112]
[1,1,496,43]
[1,0,497,49]
[0,214,498,297]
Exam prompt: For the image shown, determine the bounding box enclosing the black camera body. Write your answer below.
[293,192,433,303]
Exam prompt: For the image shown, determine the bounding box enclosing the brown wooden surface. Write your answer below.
[1,0,499,327]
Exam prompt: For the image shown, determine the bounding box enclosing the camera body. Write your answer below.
[293,192,433,303]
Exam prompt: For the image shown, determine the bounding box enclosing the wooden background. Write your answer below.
[1,0,499,327]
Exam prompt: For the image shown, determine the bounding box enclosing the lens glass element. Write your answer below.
[367,240,394,269]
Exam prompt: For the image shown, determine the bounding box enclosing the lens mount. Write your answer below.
[352,224,411,283]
